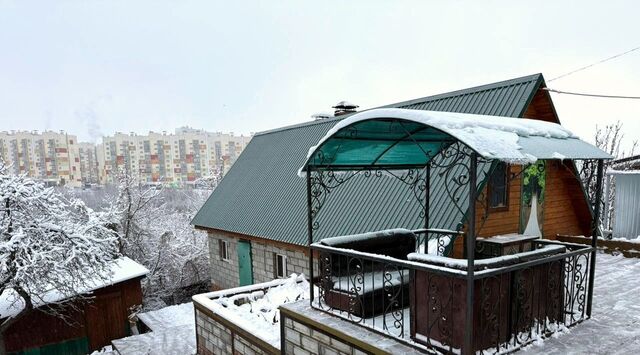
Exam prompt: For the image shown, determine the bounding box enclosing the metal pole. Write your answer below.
[424,165,431,241]
[464,153,477,354]
[587,159,604,317]
[603,173,611,231]
[306,168,315,305]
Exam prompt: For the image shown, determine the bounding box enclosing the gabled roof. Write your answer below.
[192,74,549,246]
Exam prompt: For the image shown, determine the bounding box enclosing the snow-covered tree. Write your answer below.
[194,167,223,190]
[112,169,209,309]
[0,164,119,353]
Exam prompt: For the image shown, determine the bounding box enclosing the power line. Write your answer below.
[543,87,640,100]
[548,45,640,82]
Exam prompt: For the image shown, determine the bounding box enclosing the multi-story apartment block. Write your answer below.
[0,130,83,187]
[97,128,251,186]
[78,142,99,186]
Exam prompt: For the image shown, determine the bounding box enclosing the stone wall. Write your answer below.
[206,230,317,290]
[195,304,278,355]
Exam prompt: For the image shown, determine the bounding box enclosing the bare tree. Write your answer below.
[0,164,119,354]
[112,169,209,309]
[194,167,223,190]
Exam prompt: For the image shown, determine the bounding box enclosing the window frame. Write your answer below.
[274,253,287,279]
[487,162,510,212]
[219,239,231,261]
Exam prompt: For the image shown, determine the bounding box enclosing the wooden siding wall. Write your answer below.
[476,165,523,238]
[522,89,560,123]
[452,162,592,258]
[452,165,522,258]
[4,305,87,352]
[542,161,592,238]
[5,277,144,353]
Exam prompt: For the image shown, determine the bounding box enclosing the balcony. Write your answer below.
[310,228,592,353]
[298,108,611,354]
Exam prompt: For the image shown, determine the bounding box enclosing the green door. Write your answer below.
[237,240,253,286]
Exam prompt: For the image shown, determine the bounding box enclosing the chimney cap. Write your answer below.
[332,101,359,110]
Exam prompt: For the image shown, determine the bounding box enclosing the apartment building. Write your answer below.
[78,142,99,186]
[0,130,83,187]
[97,128,251,185]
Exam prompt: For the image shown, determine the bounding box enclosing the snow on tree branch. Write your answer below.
[0,164,119,341]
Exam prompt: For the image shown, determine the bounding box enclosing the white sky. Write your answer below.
[0,1,638,151]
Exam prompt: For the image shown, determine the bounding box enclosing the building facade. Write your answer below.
[97,128,251,185]
[0,130,83,187]
[192,73,594,291]
[78,142,99,186]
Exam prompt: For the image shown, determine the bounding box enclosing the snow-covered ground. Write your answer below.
[111,302,195,355]
[137,302,194,331]
[526,252,640,354]
[105,253,640,354]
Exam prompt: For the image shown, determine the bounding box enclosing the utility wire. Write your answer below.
[548,45,640,82]
[543,87,640,100]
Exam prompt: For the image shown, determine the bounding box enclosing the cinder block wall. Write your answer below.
[195,306,278,355]
[206,230,318,290]
[207,231,240,290]
[282,316,368,355]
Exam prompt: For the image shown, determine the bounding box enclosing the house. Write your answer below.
[191,98,610,354]
[2,257,148,355]
[191,73,594,291]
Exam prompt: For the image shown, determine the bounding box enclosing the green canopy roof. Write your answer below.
[302,109,612,173]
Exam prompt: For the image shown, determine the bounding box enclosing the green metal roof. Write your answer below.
[192,74,546,246]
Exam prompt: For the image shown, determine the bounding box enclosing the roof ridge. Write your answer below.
[254,73,543,137]
[381,73,543,110]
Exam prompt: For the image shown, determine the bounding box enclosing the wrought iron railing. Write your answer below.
[310,238,593,354]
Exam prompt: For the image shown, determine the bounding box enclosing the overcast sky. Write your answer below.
[1,1,638,151]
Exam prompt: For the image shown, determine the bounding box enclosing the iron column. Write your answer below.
[464,153,477,354]
[587,159,604,317]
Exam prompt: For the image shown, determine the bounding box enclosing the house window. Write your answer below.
[488,162,509,210]
[219,240,230,261]
[274,253,287,278]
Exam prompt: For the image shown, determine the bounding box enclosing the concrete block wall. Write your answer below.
[279,301,425,355]
[207,230,318,289]
[195,306,278,355]
[251,241,316,284]
[282,317,367,355]
[195,308,233,355]
[207,231,240,289]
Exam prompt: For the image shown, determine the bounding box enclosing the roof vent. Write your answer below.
[311,112,334,121]
[332,101,358,116]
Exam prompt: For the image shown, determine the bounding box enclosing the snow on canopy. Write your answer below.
[300,108,612,174]
[0,257,148,319]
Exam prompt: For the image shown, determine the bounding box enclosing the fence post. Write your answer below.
[587,159,604,317]
[464,153,477,354]
[307,168,315,305]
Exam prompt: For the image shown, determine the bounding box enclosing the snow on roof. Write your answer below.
[607,169,640,175]
[0,257,148,319]
[138,302,194,332]
[301,108,612,173]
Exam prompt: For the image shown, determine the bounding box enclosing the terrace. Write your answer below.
[299,108,611,354]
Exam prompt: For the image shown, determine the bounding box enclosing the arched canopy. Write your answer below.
[300,108,612,173]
